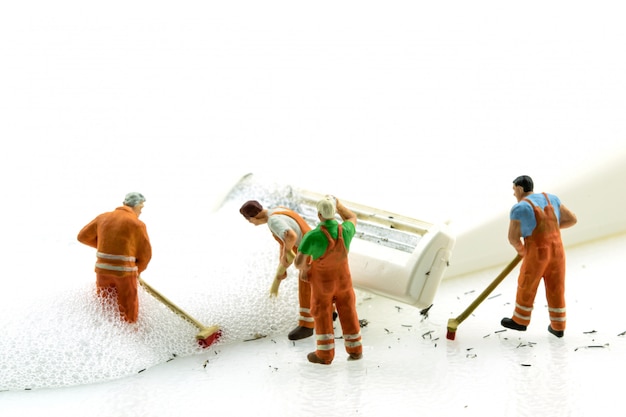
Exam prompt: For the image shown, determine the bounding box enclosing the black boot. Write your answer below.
[288,326,314,340]
[307,352,330,365]
[501,317,527,331]
[548,325,564,338]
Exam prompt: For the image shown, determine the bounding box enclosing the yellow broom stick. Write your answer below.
[269,250,296,297]
[139,277,220,346]
[446,255,522,340]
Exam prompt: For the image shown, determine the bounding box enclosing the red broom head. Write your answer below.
[446,329,456,340]
[198,330,222,348]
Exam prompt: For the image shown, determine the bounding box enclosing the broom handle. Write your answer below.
[139,277,205,330]
[454,255,522,324]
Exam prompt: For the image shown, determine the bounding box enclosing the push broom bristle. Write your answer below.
[446,318,458,340]
[196,325,222,348]
[197,330,222,348]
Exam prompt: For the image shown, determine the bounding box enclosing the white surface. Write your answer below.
[2,233,625,417]
[1,2,626,416]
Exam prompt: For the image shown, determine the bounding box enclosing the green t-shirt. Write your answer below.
[298,219,356,260]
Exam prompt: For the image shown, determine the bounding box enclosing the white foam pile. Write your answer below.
[0,179,308,391]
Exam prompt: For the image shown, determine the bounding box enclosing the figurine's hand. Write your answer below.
[280,256,292,268]
[512,240,525,257]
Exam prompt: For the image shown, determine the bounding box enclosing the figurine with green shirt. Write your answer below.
[295,196,363,365]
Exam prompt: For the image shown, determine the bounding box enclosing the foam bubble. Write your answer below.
[0,179,307,391]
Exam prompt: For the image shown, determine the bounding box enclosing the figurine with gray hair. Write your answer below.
[77,192,152,323]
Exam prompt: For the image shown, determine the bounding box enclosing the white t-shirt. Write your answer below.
[267,208,303,245]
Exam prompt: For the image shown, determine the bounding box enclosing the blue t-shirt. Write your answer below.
[298,219,356,260]
[510,193,562,237]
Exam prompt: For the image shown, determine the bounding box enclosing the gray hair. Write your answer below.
[317,198,336,220]
[123,192,146,207]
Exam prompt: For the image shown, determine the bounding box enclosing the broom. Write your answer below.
[269,249,296,297]
[139,277,221,348]
[446,255,522,340]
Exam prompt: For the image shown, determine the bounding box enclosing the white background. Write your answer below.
[2,1,625,235]
[1,2,625,416]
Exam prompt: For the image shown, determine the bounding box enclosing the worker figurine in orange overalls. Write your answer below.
[501,176,577,337]
[295,196,363,364]
[240,200,315,340]
[77,192,152,323]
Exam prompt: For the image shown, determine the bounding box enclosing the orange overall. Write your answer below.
[513,193,567,331]
[271,209,313,329]
[77,206,152,323]
[308,225,362,364]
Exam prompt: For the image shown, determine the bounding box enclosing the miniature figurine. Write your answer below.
[501,176,577,337]
[77,192,152,323]
[240,200,315,340]
[295,196,363,364]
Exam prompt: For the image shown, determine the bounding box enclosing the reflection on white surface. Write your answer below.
[1,232,624,417]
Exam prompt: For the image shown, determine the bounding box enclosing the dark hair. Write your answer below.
[513,175,534,192]
[239,200,263,218]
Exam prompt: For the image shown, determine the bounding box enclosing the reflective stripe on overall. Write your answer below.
[94,251,141,323]
[514,193,567,331]
[309,224,362,364]
[271,209,314,328]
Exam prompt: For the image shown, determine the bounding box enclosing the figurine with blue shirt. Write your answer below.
[501,175,577,337]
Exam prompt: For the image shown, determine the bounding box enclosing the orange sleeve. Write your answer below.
[77,216,100,249]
